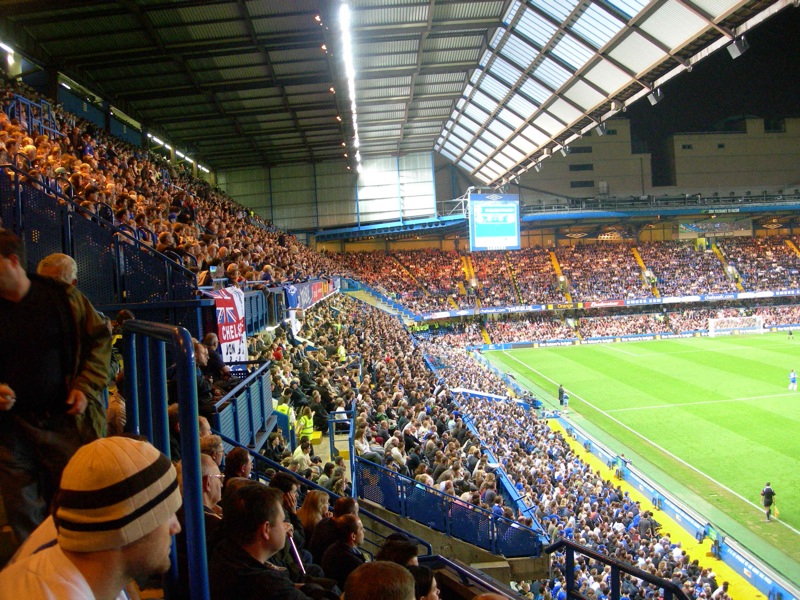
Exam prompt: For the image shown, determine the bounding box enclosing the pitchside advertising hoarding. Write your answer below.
[469,193,521,252]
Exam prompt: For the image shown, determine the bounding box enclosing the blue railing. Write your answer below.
[5,95,63,140]
[211,362,274,452]
[546,539,691,600]
[0,163,197,307]
[122,321,209,600]
[355,457,545,558]
[215,432,433,558]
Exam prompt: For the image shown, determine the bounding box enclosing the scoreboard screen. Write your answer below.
[469,194,521,252]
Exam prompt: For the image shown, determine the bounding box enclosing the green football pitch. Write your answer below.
[485,333,800,567]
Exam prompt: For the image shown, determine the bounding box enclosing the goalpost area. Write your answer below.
[484,332,800,581]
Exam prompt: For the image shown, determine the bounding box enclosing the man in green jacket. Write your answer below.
[0,231,111,546]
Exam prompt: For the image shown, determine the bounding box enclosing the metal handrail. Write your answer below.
[546,539,691,600]
[122,320,209,600]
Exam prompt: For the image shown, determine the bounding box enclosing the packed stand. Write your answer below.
[470,250,519,306]
[558,244,653,301]
[506,247,566,304]
[393,249,470,310]
[487,315,576,343]
[718,236,800,292]
[1,78,338,288]
[638,241,734,296]
[579,314,672,338]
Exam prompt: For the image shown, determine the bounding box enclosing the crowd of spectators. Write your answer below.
[578,314,672,338]
[487,315,576,343]
[1,78,339,290]
[559,244,653,302]
[470,250,519,306]
[638,241,734,296]
[718,236,800,292]
[506,247,566,305]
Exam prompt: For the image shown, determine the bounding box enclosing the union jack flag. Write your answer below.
[216,307,237,323]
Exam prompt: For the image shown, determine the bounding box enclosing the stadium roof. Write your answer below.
[0,0,791,181]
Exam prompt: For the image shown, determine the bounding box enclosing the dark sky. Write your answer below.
[625,8,800,182]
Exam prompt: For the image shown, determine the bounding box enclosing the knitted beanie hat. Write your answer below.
[56,437,182,552]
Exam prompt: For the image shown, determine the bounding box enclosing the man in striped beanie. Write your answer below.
[0,437,182,599]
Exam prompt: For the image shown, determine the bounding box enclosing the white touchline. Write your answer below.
[500,350,800,537]
[606,392,796,413]
[599,344,639,357]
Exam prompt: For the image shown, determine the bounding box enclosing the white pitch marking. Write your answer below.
[500,350,800,537]
[599,344,639,357]
[606,392,796,413]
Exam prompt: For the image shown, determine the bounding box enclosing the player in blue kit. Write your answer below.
[789,370,797,391]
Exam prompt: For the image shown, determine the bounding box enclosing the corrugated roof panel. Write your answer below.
[608,0,649,19]
[520,123,550,145]
[563,79,608,110]
[493,152,518,169]
[157,2,240,25]
[424,48,482,65]
[639,0,709,51]
[608,31,667,75]
[547,97,583,124]
[498,107,525,129]
[486,117,513,140]
[478,73,511,102]
[425,34,484,51]
[174,22,246,42]
[358,86,412,100]
[357,52,417,69]
[358,39,420,55]
[520,78,551,105]
[531,0,579,22]
[506,92,538,118]
[499,33,539,72]
[464,102,490,125]
[582,58,631,93]
[250,14,318,35]
[197,66,267,83]
[532,111,565,135]
[471,89,499,113]
[508,133,536,155]
[489,56,523,86]
[412,98,456,109]
[691,0,741,19]
[482,129,503,147]
[450,124,473,144]
[439,147,458,162]
[360,103,406,114]
[416,81,464,96]
[459,116,481,134]
[273,60,327,77]
[44,32,146,56]
[516,5,558,47]
[532,57,572,89]
[472,137,495,156]
[359,76,413,88]
[498,144,526,162]
[360,110,406,122]
[433,0,505,20]
[245,0,317,17]
[551,33,595,71]
[571,4,626,49]
[503,0,523,24]
[355,5,429,27]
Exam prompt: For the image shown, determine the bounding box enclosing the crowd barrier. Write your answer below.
[355,456,546,558]
[212,362,274,454]
[557,417,800,600]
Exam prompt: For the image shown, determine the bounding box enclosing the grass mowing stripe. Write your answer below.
[487,336,800,568]
[499,349,775,518]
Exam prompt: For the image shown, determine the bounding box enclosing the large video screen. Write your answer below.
[469,194,521,252]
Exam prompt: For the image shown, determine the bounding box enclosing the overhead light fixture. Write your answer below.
[534,163,542,173]
[611,100,623,111]
[61,82,71,90]
[647,88,664,106]
[727,36,749,59]
[0,41,12,53]
[560,147,570,157]
[595,123,606,136]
